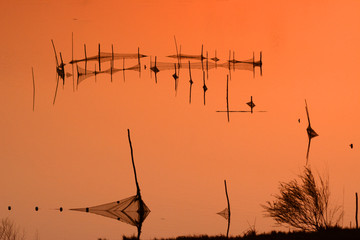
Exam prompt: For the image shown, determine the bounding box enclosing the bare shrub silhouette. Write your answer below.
[0,218,25,240]
[263,166,343,231]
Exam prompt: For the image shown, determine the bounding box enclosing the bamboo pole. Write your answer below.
[206,51,209,80]
[98,43,101,72]
[226,75,229,122]
[111,44,114,82]
[356,192,358,229]
[32,67,35,111]
[189,61,192,104]
[138,47,141,78]
[224,180,230,238]
[72,32,75,92]
[84,44,87,75]
[127,129,141,198]
[123,58,126,82]
[203,71,206,106]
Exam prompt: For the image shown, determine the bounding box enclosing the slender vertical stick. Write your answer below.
[72,32,75,91]
[138,47,141,78]
[226,75,229,122]
[356,192,358,229]
[228,50,231,80]
[98,43,101,72]
[206,51,208,80]
[127,129,141,197]
[84,44,87,75]
[203,71,206,106]
[224,180,230,238]
[111,44,114,82]
[189,61,192,104]
[32,67,35,111]
[123,58,126,82]
[253,51,255,78]
[201,44,204,71]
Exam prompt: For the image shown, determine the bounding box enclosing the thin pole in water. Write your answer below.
[72,32,75,91]
[32,67,35,111]
[226,75,229,122]
[224,180,230,238]
[127,129,141,198]
[356,192,358,229]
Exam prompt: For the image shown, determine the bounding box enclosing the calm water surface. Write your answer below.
[1,1,360,239]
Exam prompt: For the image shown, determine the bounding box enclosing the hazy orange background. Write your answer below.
[1,0,360,239]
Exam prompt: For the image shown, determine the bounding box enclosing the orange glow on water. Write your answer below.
[1,0,360,239]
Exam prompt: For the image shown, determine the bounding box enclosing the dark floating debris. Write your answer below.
[350,143,353,149]
[8,206,11,211]
[35,206,39,211]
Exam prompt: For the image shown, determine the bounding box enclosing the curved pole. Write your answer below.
[127,129,141,198]
[224,180,230,238]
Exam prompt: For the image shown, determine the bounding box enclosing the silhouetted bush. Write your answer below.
[263,166,343,231]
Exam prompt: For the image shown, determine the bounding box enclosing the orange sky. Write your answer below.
[1,0,360,239]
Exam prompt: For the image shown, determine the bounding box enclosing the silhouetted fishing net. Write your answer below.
[217,208,230,220]
[70,52,147,64]
[167,54,203,60]
[151,60,254,72]
[76,63,140,84]
[70,195,150,226]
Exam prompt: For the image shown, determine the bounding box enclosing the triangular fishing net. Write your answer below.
[217,207,230,220]
[70,195,150,227]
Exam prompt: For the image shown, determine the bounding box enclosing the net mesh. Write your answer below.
[217,208,230,220]
[71,195,150,226]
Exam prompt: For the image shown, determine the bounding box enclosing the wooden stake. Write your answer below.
[98,43,101,72]
[224,180,230,238]
[226,75,229,122]
[111,44,114,82]
[123,58,126,82]
[189,61,192,104]
[72,32,75,91]
[356,192,358,229]
[32,67,35,111]
[138,47,141,78]
[127,129,141,198]
[84,44,87,75]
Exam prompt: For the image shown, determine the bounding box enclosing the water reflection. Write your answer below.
[217,93,267,122]
[305,100,319,164]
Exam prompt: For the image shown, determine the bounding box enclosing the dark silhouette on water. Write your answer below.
[350,143,353,149]
[31,67,35,112]
[217,180,231,238]
[173,63,179,95]
[211,50,219,68]
[188,61,193,104]
[202,71,207,105]
[71,129,150,239]
[305,100,318,165]
[150,56,160,83]
[51,40,65,105]
[247,96,256,114]
[217,96,267,119]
